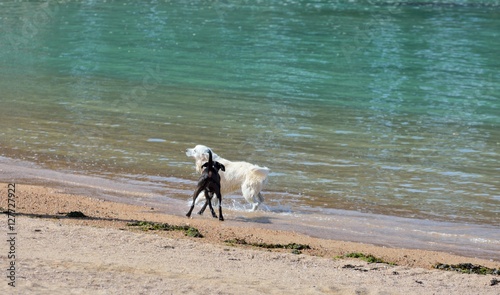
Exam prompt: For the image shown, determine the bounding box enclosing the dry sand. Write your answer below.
[0,183,498,295]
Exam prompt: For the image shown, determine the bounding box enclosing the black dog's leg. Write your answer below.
[197,191,214,215]
[205,190,218,218]
[197,200,208,215]
[186,186,204,218]
[216,189,224,221]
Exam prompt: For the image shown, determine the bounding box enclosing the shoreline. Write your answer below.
[0,183,499,294]
[0,155,499,261]
[1,182,498,269]
[1,155,499,262]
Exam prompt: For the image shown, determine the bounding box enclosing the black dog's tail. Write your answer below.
[207,150,213,167]
[201,149,213,170]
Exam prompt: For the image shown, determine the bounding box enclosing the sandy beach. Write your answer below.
[2,0,499,294]
[0,183,498,294]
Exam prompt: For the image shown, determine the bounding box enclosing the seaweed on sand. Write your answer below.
[433,263,499,275]
[127,221,203,238]
[338,252,396,265]
[224,238,311,254]
[64,211,88,218]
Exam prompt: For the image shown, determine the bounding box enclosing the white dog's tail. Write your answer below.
[251,166,270,182]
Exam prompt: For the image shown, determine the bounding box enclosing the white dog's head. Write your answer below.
[186,145,221,173]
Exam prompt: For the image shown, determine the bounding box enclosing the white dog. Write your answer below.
[186,145,270,211]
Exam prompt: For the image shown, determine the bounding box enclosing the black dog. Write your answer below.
[186,150,225,221]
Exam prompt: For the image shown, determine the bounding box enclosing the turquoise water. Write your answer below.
[1,0,499,233]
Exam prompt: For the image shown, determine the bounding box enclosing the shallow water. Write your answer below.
[1,1,499,256]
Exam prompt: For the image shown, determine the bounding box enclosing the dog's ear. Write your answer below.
[219,163,225,171]
[201,162,208,169]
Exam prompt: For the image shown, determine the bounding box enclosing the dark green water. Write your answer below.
[1,0,499,232]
